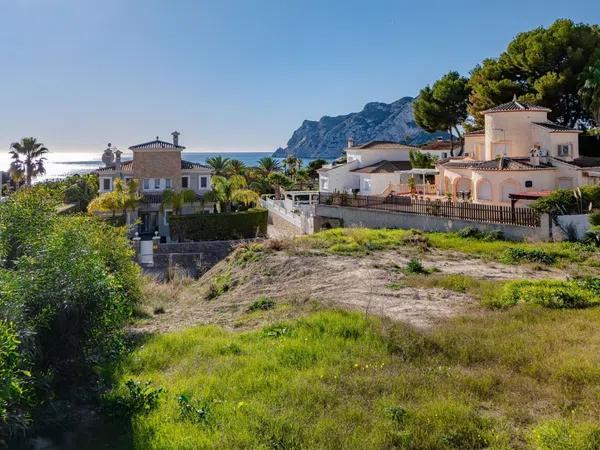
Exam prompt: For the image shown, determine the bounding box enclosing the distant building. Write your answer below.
[95,132,213,239]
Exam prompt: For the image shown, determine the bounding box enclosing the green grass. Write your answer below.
[110,309,600,449]
[298,228,598,271]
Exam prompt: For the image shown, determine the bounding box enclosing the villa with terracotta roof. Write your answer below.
[437,97,600,204]
[96,131,213,239]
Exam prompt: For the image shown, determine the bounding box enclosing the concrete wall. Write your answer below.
[555,214,591,241]
[316,204,551,241]
[147,240,249,279]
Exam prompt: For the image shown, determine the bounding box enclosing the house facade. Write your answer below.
[318,140,438,196]
[438,98,600,204]
[96,132,213,239]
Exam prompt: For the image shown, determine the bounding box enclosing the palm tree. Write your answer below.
[87,191,122,217]
[267,172,292,200]
[9,137,49,186]
[114,178,142,216]
[257,157,281,176]
[227,159,246,176]
[283,155,301,179]
[205,175,259,213]
[160,189,198,215]
[206,156,231,176]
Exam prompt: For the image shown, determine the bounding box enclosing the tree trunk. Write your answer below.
[449,129,455,157]
[453,125,464,156]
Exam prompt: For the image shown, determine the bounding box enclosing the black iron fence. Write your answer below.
[318,192,541,227]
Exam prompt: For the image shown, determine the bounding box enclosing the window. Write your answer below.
[164,210,172,226]
[525,180,533,188]
[320,177,329,190]
[363,178,372,193]
[154,178,160,190]
[165,178,172,189]
[493,143,508,157]
[200,176,207,188]
[102,178,111,191]
[557,144,571,157]
[181,176,189,189]
[143,179,150,190]
[441,152,448,159]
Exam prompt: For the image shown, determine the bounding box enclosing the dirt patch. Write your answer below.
[132,246,568,335]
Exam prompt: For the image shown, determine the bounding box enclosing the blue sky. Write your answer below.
[0,0,599,153]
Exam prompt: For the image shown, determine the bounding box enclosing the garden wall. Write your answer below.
[316,204,552,241]
[169,208,267,241]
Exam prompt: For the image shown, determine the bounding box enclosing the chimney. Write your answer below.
[171,131,181,147]
[347,137,354,148]
[529,145,540,166]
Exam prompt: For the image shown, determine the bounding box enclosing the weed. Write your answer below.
[177,394,215,427]
[405,258,428,274]
[386,282,406,290]
[234,243,265,266]
[102,379,164,418]
[502,247,557,265]
[487,280,600,309]
[206,272,232,300]
[248,297,276,312]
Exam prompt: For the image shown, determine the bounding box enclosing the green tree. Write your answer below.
[63,174,99,211]
[579,54,600,126]
[205,156,231,176]
[205,175,259,213]
[257,157,281,176]
[409,150,438,169]
[307,159,327,178]
[8,138,49,186]
[266,172,292,199]
[227,159,247,176]
[414,71,470,155]
[160,189,198,215]
[469,19,600,127]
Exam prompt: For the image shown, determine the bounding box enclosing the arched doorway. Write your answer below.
[454,177,472,199]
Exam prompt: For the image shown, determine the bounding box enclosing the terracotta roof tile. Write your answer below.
[351,160,412,173]
[129,138,185,150]
[532,121,581,132]
[483,99,551,114]
[440,157,553,171]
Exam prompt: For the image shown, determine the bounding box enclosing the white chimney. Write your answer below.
[347,137,354,148]
[171,131,181,147]
[529,145,540,166]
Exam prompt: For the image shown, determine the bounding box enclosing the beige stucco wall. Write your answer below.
[464,135,485,159]
[133,149,182,189]
[484,110,549,159]
[439,165,558,203]
[347,146,414,166]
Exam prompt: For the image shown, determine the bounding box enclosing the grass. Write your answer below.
[298,228,599,272]
[111,308,600,449]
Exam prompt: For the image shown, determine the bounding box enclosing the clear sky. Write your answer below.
[1,0,599,153]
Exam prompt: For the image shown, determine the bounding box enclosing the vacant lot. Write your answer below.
[120,229,600,449]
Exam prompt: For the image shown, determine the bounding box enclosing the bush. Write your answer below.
[502,247,557,265]
[170,208,267,241]
[405,258,427,274]
[248,297,276,312]
[0,321,31,444]
[489,280,600,309]
[529,419,600,450]
[206,272,232,300]
[457,227,504,241]
[103,380,165,418]
[531,185,600,214]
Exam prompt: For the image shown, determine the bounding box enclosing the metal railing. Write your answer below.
[318,192,541,227]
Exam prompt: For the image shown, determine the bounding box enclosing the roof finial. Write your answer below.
[512,94,517,102]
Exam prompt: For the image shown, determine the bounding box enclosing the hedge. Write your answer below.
[169,208,268,241]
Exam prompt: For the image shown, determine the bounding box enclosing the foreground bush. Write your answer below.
[0,189,141,439]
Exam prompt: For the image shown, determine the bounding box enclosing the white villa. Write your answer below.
[318,98,600,205]
[318,140,438,196]
[438,97,600,204]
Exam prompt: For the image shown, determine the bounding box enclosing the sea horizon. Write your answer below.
[0,150,329,182]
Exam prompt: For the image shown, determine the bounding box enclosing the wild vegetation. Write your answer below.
[0,189,141,445]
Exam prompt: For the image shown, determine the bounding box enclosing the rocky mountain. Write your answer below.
[273,97,448,159]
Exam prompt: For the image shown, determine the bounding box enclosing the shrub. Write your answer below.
[0,321,31,444]
[405,258,428,274]
[531,185,600,214]
[456,227,504,241]
[502,247,557,265]
[206,272,232,300]
[170,208,267,241]
[489,280,600,309]
[529,419,600,450]
[590,210,600,226]
[103,380,164,418]
[248,297,276,312]
[234,243,265,266]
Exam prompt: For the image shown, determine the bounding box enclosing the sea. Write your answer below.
[0,151,326,182]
